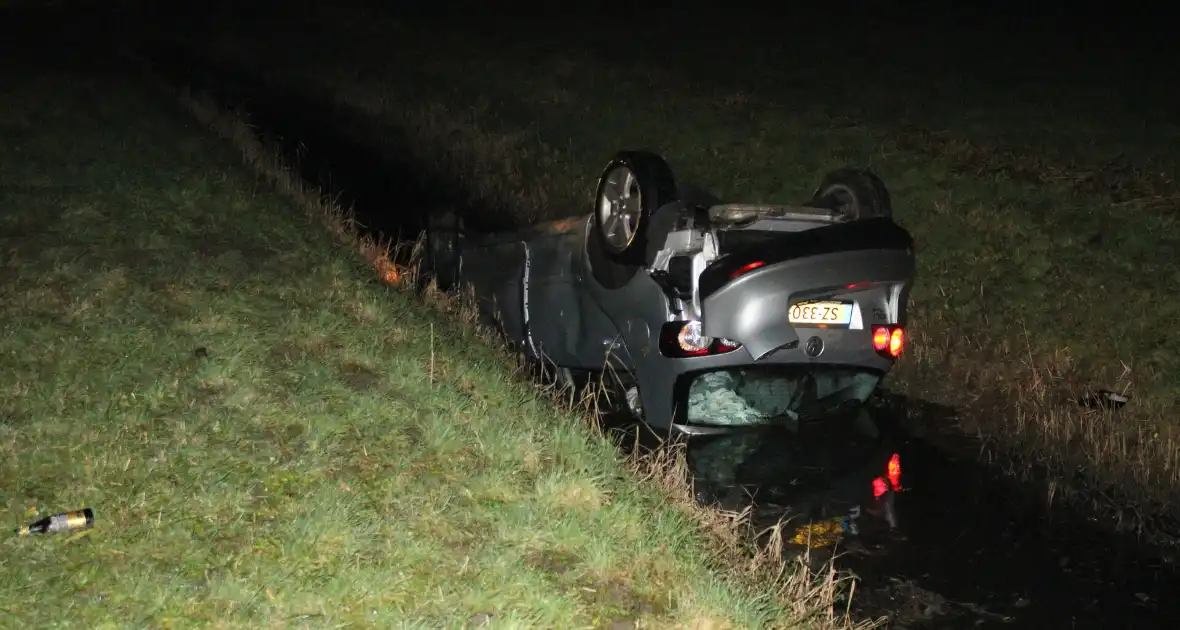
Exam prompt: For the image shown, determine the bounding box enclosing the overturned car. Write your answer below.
[423,151,915,537]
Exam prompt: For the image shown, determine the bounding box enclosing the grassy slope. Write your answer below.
[176,6,1180,530]
[0,61,856,628]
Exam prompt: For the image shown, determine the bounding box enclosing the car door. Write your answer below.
[459,239,527,348]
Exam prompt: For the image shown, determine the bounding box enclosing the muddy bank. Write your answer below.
[133,40,1180,629]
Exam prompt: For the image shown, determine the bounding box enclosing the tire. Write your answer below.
[425,208,462,291]
[591,150,677,266]
[588,151,677,289]
[807,168,892,220]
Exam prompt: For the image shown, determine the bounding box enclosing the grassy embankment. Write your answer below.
[0,56,872,628]
[178,7,1180,537]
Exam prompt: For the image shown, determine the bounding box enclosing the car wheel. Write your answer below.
[592,150,677,265]
[807,168,892,220]
[425,208,462,291]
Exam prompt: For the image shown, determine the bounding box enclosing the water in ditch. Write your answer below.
[620,393,1180,629]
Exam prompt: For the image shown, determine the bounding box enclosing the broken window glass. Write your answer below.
[685,367,881,428]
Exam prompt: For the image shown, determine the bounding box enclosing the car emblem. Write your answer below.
[804,336,824,358]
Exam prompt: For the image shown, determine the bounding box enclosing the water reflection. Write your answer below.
[680,395,1180,628]
[685,404,902,542]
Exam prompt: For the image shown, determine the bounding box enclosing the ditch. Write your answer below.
[137,41,1180,630]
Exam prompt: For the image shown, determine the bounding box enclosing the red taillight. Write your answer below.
[730,261,766,279]
[871,325,904,359]
[659,321,742,358]
[872,454,903,498]
[889,328,904,357]
[887,453,902,490]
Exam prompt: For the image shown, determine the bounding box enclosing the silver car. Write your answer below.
[424,150,915,438]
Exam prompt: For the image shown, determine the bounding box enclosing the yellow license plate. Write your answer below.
[788,301,853,326]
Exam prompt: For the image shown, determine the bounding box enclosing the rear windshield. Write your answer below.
[685,366,880,428]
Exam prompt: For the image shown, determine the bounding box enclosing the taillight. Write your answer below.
[871,325,904,359]
[872,453,903,498]
[659,321,742,358]
[730,261,766,279]
[887,453,902,490]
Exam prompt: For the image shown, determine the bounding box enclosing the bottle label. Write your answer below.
[51,510,91,533]
[48,514,71,533]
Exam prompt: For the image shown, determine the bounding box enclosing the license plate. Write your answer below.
[788,301,853,327]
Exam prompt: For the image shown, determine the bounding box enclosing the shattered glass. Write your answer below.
[685,367,883,491]
[686,367,880,428]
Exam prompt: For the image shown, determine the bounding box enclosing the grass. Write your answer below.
[157,5,1180,539]
[0,56,875,628]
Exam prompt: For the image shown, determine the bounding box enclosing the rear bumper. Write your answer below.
[700,217,914,298]
[700,247,914,361]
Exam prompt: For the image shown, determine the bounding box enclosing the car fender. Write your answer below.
[522,224,629,371]
[578,227,681,428]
